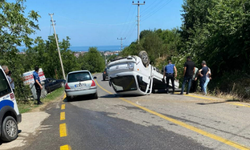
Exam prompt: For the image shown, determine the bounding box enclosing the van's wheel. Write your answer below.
[1,116,18,142]
[139,51,150,67]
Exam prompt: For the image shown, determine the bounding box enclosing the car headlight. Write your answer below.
[127,62,134,70]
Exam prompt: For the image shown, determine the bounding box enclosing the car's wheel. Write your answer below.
[1,116,18,142]
[93,92,98,99]
[103,75,105,81]
[66,96,71,101]
[139,51,150,67]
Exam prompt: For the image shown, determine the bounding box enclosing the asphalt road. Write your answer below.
[13,73,250,150]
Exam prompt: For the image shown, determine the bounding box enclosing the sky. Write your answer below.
[20,0,184,46]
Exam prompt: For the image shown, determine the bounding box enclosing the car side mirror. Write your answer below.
[93,76,97,79]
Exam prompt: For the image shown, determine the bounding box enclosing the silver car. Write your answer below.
[65,70,98,100]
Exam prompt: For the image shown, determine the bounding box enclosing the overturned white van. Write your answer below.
[107,52,179,95]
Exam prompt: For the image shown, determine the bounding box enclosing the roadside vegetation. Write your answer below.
[1,0,249,101]
[18,87,64,113]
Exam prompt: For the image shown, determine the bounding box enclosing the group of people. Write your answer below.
[2,65,43,105]
[163,56,211,95]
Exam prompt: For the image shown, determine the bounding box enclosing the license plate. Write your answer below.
[75,83,86,88]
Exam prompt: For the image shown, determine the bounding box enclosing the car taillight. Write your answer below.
[91,80,96,87]
[65,83,70,89]
[104,71,106,74]
[10,93,15,100]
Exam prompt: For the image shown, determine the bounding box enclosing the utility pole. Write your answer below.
[132,1,145,43]
[117,37,126,50]
[49,13,66,80]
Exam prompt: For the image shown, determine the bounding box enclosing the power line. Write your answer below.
[121,6,137,39]
[141,0,172,21]
[140,0,160,14]
[49,13,66,80]
[120,4,133,37]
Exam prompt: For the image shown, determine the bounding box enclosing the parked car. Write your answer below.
[65,70,98,100]
[43,78,65,93]
[102,68,108,81]
[0,66,21,142]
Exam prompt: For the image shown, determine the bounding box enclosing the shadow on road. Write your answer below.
[0,130,22,145]
[63,95,97,102]
[196,99,240,105]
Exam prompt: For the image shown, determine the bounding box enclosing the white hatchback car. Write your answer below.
[65,70,98,100]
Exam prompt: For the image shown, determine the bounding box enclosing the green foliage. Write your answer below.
[78,47,105,73]
[0,0,40,101]
[24,35,79,79]
[180,0,250,98]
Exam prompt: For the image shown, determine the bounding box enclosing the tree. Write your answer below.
[78,47,105,73]
[0,0,40,101]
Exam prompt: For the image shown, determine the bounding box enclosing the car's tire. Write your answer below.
[103,75,105,81]
[93,92,98,99]
[139,51,150,67]
[66,96,71,101]
[1,116,18,142]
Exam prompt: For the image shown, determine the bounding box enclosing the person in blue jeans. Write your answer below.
[199,61,209,94]
[203,67,211,95]
[180,56,195,95]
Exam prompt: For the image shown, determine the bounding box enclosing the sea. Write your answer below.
[18,45,127,52]
[70,45,127,52]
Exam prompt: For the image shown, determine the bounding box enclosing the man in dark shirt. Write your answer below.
[163,60,177,94]
[180,56,195,95]
[33,66,43,105]
[199,61,209,94]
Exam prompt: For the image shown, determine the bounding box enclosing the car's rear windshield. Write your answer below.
[68,72,92,83]
[0,69,12,97]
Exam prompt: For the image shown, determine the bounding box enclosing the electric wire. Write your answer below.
[141,0,172,21]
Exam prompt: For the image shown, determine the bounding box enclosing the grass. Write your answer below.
[18,87,65,113]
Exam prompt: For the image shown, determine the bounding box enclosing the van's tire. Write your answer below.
[1,116,18,142]
[139,51,150,67]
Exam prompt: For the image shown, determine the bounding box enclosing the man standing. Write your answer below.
[33,66,43,105]
[163,60,177,94]
[180,56,195,95]
[199,61,209,94]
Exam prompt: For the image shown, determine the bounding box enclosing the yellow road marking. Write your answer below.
[60,112,65,120]
[60,145,72,150]
[60,123,67,137]
[63,93,66,100]
[61,104,65,110]
[96,80,250,150]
